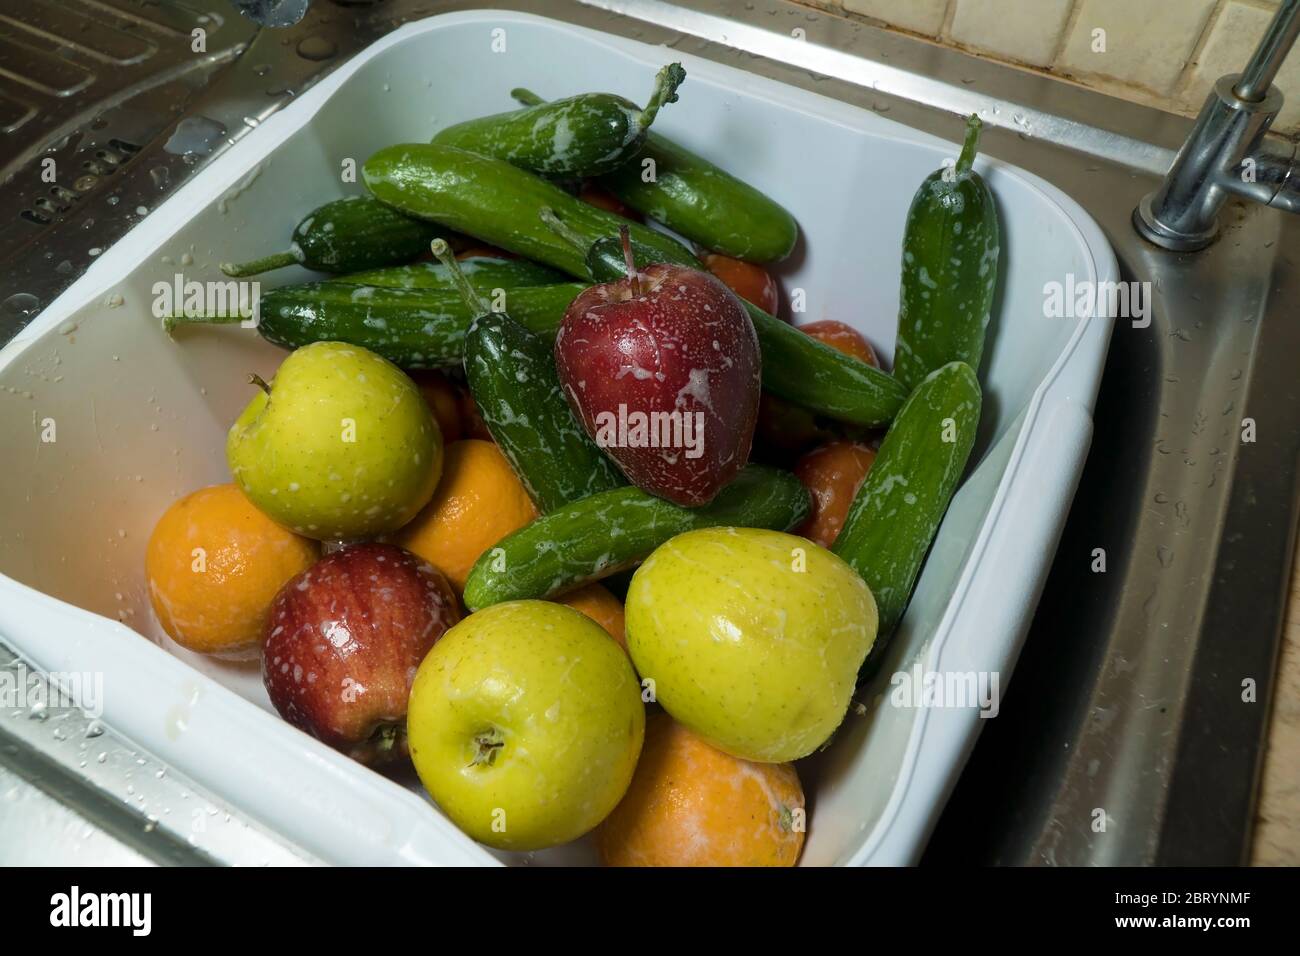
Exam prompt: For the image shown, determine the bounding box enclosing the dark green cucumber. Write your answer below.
[579,231,909,428]
[464,312,626,511]
[332,256,565,290]
[833,361,982,673]
[514,85,797,263]
[221,196,460,277]
[893,115,1001,392]
[433,64,686,178]
[167,282,583,369]
[362,144,696,279]
[462,464,810,610]
[423,239,626,512]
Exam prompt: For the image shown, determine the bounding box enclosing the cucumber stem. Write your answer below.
[956,114,983,174]
[162,312,246,333]
[429,238,490,316]
[510,87,546,107]
[539,206,589,251]
[638,63,686,129]
[220,250,302,277]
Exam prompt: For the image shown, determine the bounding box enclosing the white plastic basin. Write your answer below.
[0,10,1116,865]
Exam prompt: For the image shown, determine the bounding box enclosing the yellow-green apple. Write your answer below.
[227,341,441,540]
[407,600,645,851]
[262,543,459,764]
[625,527,876,762]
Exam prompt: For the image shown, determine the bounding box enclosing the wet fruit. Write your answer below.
[598,713,805,866]
[393,439,537,592]
[262,543,459,764]
[145,484,318,658]
[407,600,645,850]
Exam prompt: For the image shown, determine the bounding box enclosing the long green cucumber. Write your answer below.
[167,282,583,369]
[221,196,460,277]
[433,64,685,177]
[832,361,982,672]
[333,256,565,290]
[462,464,810,610]
[893,116,1001,392]
[425,240,626,512]
[577,229,908,428]
[514,86,798,263]
[362,144,696,279]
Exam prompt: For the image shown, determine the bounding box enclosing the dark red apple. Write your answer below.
[262,542,459,765]
[554,229,761,506]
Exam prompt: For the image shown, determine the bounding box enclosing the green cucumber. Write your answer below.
[433,64,686,178]
[515,86,798,263]
[832,361,982,672]
[221,196,460,278]
[893,115,1001,391]
[362,144,696,279]
[167,282,583,369]
[333,256,565,290]
[462,464,810,610]
[576,229,908,428]
[426,240,625,512]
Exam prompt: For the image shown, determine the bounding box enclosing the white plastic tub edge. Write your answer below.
[0,11,1117,866]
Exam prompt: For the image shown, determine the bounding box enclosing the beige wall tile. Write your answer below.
[841,0,950,36]
[1058,0,1218,96]
[1184,0,1300,128]
[948,0,1073,67]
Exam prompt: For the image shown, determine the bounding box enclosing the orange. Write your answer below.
[795,440,878,548]
[410,370,464,444]
[597,713,806,867]
[800,319,880,368]
[393,439,537,592]
[558,584,627,651]
[145,483,319,657]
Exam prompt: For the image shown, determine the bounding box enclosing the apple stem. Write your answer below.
[637,63,686,131]
[429,238,491,316]
[469,728,505,767]
[374,724,400,753]
[247,373,272,396]
[957,113,983,175]
[510,86,545,107]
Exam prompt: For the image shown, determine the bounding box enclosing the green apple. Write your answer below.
[407,600,645,852]
[227,341,441,541]
[626,527,877,763]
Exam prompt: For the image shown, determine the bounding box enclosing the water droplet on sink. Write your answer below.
[2,292,40,319]
[296,35,337,61]
[150,166,171,190]
[1157,546,1174,568]
[163,117,227,159]
[1154,492,1169,503]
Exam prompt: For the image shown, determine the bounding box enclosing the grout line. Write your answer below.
[1171,0,1232,104]
[1049,0,1087,71]
[939,0,958,39]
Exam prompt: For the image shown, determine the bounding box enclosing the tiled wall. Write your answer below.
[801,0,1300,135]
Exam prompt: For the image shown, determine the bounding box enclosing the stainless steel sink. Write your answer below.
[1,0,1295,865]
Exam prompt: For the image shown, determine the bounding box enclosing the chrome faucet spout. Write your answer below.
[1135,0,1300,250]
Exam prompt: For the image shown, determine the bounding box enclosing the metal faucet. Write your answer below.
[1135,0,1300,250]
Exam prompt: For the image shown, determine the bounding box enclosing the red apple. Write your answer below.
[554,229,761,506]
[262,542,459,764]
